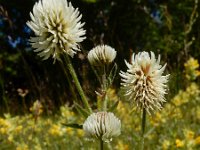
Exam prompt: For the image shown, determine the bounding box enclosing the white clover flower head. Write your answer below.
[120,51,170,114]
[87,45,117,66]
[83,112,121,142]
[27,0,86,61]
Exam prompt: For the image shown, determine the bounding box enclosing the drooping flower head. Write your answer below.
[83,112,121,142]
[120,51,169,114]
[87,45,117,66]
[27,0,86,61]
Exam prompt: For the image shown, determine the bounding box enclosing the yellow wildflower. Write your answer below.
[30,100,43,116]
[172,91,189,106]
[184,57,200,80]
[16,144,29,150]
[8,135,13,142]
[172,83,200,107]
[28,135,32,141]
[14,125,23,134]
[196,107,200,120]
[195,136,200,145]
[49,124,62,136]
[162,140,170,150]
[66,127,74,136]
[0,118,6,125]
[0,118,10,128]
[115,141,129,150]
[150,112,166,127]
[60,106,75,118]
[77,129,84,137]
[176,139,184,148]
[184,130,195,140]
[0,127,7,134]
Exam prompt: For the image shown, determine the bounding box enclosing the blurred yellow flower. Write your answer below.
[150,112,166,127]
[16,144,29,150]
[172,91,189,106]
[162,140,170,150]
[77,129,84,137]
[8,135,13,142]
[66,127,74,136]
[176,139,184,148]
[0,127,7,134]
[28,135,33,141]
[196,107,200,120]
[115,141,129,150]
[14,125,23,134]
[184,57,200,80]
[172,83,200,107]
[49,124,62,136]
[195,136,200,145]
[34,144,42,150]
[0,118,11,127]
[184,130,195,140]
[30,100,43,117]
[60,106,75,119]
[0,118,5,125]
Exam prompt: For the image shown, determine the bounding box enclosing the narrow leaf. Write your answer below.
[108,63,118,87]
[62,123,83,129]
[74,103,90,118]
[108,100,119,112]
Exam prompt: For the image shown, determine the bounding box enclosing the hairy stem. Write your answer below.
[64,55,92,114]
[100,138,104,150]
[141,108,146,150]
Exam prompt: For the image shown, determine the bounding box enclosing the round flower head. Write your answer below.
[87,45,117,66]
[120,51,170,114]
[27,0,86,61]
[83,112,121,142]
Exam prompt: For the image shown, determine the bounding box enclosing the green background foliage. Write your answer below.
[0,0,199,113]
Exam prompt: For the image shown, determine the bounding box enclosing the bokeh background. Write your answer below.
[0,0,200,149]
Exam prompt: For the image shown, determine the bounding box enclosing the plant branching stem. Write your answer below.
[64,55,92,114]
[102,65,108,111]
[59,61,78,103]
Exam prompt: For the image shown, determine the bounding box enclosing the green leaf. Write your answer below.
[108,63,118,87]
[62,123,83,129]
[74,103,90,118]
[82,0,97,3]
[108,100,119,112]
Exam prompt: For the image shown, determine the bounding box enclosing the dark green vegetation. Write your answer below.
[0,0,200,114]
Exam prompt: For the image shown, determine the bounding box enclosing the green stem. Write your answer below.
[22,97,27,112]
[0,75,9,112]
[64,55,92,114]
[141,108,146,150]
[102,65,108,111]
[59,61,78,103]
[100,138,104,150]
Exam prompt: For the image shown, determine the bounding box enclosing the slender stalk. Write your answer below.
[102,65,108,111]
[100,138,104,150]
[59,61,78,103]
[64,55,92,113]
[141,108,146,150]
[22,97,27,112]
[0,75,9,112]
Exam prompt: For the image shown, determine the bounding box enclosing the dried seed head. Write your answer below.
[27,0,86,61]
[120,51,170,114]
